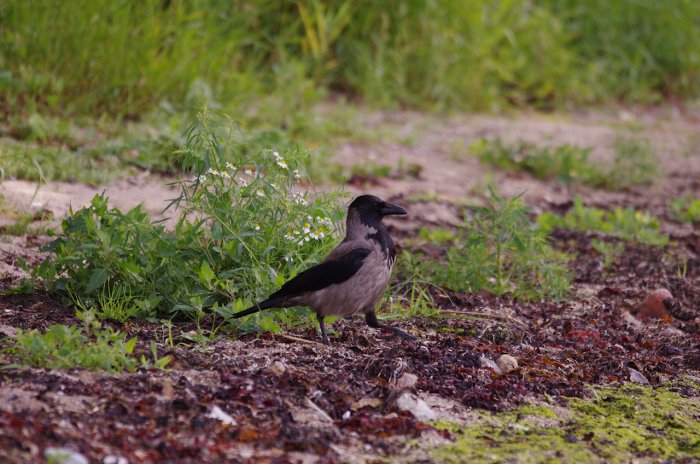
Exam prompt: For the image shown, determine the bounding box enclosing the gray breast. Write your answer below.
[302,243,393,318]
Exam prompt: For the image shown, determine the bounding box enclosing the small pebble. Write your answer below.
[479,356,503,375]
[496,354,518,374]
[207,405,237,425]
[269,360,287,375]
[393,372,418,391]
[395,391,437,421]
[44,448,88,464]
[104,456,129,464]
[628,367,650,385]
[638,288,673,320]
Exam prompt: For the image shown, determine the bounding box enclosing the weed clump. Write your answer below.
[470,138,598,185]
[405,189,570,301]
[2,310,168,373]
[537,197,668,247]
[32,107,345,328]
[670,196,700,225]
[470,136,658,190]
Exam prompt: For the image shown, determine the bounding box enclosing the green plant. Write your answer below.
[391,250,439,318]
[604,135,657,190]
[414,189,570,301]
[0,194,53,237]
[537,197,668,247]
[591,239,625,269]
[33,107,345,330]
[670,196,700,224]
[71,284,139,323]
[471,136,658,191]
[2,310,158,373]
[470,138,600,184]
[418,227,458,245]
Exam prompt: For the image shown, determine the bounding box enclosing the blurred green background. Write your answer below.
[2,0,699,120]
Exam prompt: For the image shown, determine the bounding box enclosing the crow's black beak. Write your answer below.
[381,202,407,216]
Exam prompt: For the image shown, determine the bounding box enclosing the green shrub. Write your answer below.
[411,190,570,301]
[2,311,151,373]
[33,107,345,327]
[537,197,668,247]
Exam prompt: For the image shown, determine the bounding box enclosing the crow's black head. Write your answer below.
[349,195,407,224]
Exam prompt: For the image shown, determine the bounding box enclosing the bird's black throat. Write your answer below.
[363,220,396,266]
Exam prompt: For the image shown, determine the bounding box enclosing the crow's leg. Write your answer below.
[317,314,330,345]
[365,311,416,341]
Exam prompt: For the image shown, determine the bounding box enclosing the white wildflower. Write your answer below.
[256,189,265,198]
[283,255,292,262]
[255,224,261,231]
[293,169,301,181]
[226,162,235,170]
[303,223,311,234]
[277,159,288,169]
[272,150,282,161]
[244,169,253,177]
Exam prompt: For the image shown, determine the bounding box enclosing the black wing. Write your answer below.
[269,247,372,300]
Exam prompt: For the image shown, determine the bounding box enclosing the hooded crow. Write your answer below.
[231,195,414,344]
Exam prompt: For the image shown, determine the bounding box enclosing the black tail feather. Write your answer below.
[231,298,278,319]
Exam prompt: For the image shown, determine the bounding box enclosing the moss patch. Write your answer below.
[431,381,700,463]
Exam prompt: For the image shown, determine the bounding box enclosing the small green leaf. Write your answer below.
[198,261,215,285]
[125,337,137,354]
[86,268,109,293]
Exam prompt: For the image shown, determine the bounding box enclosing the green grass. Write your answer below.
[470,136,657,190]
[2,310,169,373]
[2,0,699,119]
[401,189,570,301]
[470,138,599,184]
[0,193,52,236]
[537,197,668,247]
[432,381,700,463]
